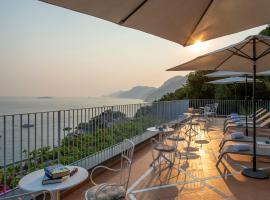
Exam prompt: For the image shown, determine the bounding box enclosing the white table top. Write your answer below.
[19,166,88,192]
[147,127,174,132]
[183,112,200,116]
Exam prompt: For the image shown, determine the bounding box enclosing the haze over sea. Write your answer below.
[0,96,144,116]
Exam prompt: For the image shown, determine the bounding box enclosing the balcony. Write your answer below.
[63,118,270,200]
[1,99,270,199]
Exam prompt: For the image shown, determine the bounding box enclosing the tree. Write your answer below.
[159,70,215,101]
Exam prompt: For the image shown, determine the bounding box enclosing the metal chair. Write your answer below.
[150,130,179,173]
[85,139,135,200]
[209,103,219,121]
[0,190,53,200]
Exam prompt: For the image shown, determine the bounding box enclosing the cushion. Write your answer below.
[229,113,239,117]
[85,184,125,200]
[234,121,243,125]
[231,117,240,121]
[231,132,244,139]
[232,144,251,152]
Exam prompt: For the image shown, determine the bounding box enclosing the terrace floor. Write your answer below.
[63,118,270,200]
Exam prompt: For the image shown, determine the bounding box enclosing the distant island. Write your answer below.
[106,76,187,102]
[37,96,53,99]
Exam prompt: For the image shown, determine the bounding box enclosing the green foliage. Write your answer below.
[160,70,215,101]
[259,26,270,36]
[0,114,164,191]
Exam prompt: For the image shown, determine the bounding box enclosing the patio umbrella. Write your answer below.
[208,76,255,135]
[208,76,254,100]
[168,35,270,179]
[40,0,270,46]
[205,71,252,78]
[206,72,253,136]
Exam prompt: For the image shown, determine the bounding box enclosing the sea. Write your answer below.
[0,97,144,166]
[0,96,144,116]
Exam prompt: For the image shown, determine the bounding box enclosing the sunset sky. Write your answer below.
[0,0,266,97]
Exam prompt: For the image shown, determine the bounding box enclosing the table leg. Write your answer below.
[52,191,60,200]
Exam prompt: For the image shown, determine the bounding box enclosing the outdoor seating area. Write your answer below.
[58,112,270,200]
[3,104,270,200]
[3,1,270,200]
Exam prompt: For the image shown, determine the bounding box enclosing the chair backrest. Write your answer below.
[119,139,135,194]
[249,108,266,118]
[256,109,268,119]
[260,117,270,128]
[256,112,270,124]
[203,106,211,114]
[0,190,53,200]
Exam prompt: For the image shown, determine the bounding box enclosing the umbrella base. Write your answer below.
[242,168,269,179]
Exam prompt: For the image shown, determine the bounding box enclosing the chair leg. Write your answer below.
[219,141,226,153]
[216,152,225,167]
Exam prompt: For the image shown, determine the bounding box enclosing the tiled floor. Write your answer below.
[63,118,270,200]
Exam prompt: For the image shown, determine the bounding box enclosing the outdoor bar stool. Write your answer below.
[151,139,177,172]
[184,119,200,139]
[167,134,186,159]
[196,117,209,133]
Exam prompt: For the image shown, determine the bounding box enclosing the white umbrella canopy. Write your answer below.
[40,0,270,46]
[207,77,254,84]
[257,70,270,76]
[205,71,252,78]
[168,35,270,72]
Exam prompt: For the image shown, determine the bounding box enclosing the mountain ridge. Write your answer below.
[106,76,187,102]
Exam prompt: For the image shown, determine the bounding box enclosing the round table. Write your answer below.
[147,127,174,132]
[147,127,174,141]
[19,166,88,200]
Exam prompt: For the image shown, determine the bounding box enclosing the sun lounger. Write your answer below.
[224,109,268,128]
[225,110,269,126]
[224,113,270,133]
[227,108,264,119]
[224,108,264,122]
[216,144,270,167]
[219,134,270,152]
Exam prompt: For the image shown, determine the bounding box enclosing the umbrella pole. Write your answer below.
[242,38,268,179]
[234,84,237,112]
[252,61,257,171]
[245,75,248,136]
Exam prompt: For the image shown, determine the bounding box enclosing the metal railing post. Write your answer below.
[57,111,61,164]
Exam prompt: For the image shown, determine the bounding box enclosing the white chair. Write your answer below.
[85,139,135,200]
[0,190,53,200]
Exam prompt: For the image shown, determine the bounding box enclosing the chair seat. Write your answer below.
[195,139,209,145]
[153,143,176,152]
[167,135,185,141]
[85,184,125,200]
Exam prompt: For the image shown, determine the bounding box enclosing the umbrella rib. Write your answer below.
[214,41,250,70]
[183,0,214,46]
[119,0,148,24]
[213,53,234,71]
[232,47,252,59]
[258,39,270,48]
[257,47,270,60]
[256,39,270,59]
[227,49,251,60]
